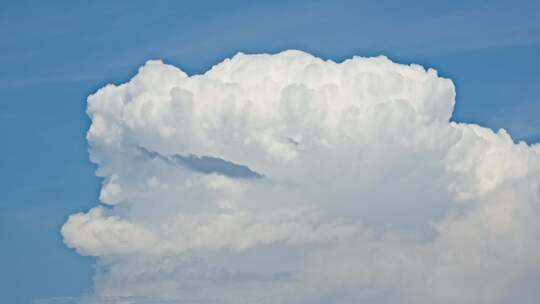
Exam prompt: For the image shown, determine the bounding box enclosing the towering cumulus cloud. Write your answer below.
[62,50,540,303]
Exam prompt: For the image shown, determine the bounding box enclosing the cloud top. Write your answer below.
[62,50,540,303]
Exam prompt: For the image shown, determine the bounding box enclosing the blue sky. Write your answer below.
[1,0,539,303]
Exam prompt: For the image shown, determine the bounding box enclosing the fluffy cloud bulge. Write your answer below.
[62,50,540,303]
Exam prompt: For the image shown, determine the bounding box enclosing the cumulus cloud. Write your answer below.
[62,50,540,303]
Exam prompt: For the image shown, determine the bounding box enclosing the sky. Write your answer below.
[1,1,539,303]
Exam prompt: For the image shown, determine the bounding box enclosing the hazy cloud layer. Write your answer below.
[62,50,540,303]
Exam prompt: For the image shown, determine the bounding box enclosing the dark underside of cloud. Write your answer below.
[137,146,264,179]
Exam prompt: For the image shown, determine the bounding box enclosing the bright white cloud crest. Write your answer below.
[62,50,540,303]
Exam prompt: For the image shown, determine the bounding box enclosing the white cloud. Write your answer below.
[62,50,540,303]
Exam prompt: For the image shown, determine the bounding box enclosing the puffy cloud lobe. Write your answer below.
[62,50,540,303]
[62,207,157,256]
